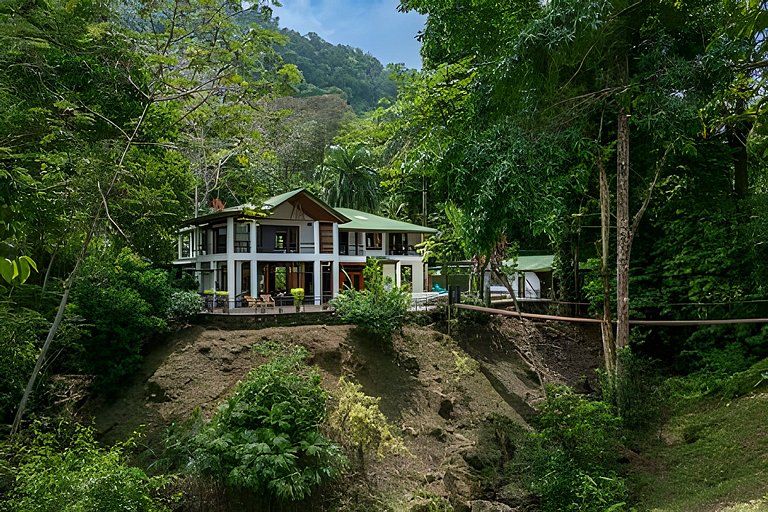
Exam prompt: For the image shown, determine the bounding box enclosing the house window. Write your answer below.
[214,225,227,254]
[275,231,286,251]
[366,232,382,250]
[389,233,406,255]
[234,223,250,253]
[180,234,191,258]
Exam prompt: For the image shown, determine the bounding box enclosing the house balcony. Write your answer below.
[339,244,365,256]
[387,246,419,256]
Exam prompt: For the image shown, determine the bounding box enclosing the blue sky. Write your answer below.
[272,0,425,69]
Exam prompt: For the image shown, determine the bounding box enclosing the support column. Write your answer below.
[332,261,340,298]
[250,222,257,255]
[251,259,259,297]
[313,260,321,305]
[226,218,235,307]
[332,223,339,255]
[313,221,320,254]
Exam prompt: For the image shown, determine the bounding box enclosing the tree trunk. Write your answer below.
[615,110,630,352]
[599,149,616,377]
[730,127,748,198]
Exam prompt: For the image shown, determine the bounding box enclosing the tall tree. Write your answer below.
[320,144,380,211]
[7,0,296,433]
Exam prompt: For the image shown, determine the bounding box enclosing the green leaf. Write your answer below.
[0,258,16,284]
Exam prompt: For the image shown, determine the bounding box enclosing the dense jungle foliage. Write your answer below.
[1,0,768,509]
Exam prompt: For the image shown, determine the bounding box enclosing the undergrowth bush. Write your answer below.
[0,307,44,424]
[70,247,184,392]
[188,347,346,502]
[456,294,490,326]
[513,385,628,512]
[329,377,406,470]
[600,348,664,434]
[3,421,170,512]
[167,290,203,322]
[331,259,410,344]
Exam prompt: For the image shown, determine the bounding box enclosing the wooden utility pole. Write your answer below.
[615,109,630,352]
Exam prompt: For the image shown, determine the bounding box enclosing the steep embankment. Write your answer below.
[629,372,768,512]
[84,318,601,510]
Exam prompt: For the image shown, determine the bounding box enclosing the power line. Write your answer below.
[455,304,768,326]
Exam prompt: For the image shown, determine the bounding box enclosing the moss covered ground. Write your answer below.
[631,359,768,512]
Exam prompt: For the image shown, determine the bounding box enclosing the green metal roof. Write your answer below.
[262,188,304,210]
[336,207,438,234]
[180,203,260,226]
[503,254,555,272]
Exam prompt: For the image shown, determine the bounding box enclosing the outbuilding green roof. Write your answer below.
[503,254,555,272]
[336,207,438,234]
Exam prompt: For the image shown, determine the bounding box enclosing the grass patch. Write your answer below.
[630,391,768,511]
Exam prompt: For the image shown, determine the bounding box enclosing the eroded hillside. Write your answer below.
[85,318,601,510]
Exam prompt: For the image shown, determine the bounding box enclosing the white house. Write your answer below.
[173,188,437,307]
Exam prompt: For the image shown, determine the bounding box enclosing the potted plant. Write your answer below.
[291,287,305,312]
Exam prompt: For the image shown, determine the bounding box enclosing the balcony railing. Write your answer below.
[387,246,418,256]
[339,244,365,256]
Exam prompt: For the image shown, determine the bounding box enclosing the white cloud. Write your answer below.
[273,0,424,69]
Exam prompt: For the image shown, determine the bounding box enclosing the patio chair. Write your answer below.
[260,294,276,309]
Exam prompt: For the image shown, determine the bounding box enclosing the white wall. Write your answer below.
[509,272,542,298]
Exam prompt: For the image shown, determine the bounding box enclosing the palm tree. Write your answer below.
[320,144,380,211]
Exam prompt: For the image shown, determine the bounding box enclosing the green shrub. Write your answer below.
[190,347,345,502]
[456,294,490,326]
[291,287,305,304]
[70,247,174,391]
[535,386,622,470]
[329,377,406,469]
[4,422,170,512]
[0,308,45,424]
[167,290,203,322]
[600,348,664,433]
[513,386,628,512]
[331,259,410,344]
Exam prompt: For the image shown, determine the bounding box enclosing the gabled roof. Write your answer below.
[180,188,348,226]
[336,207,438,234]
[261,188,349,224]
[503,254,555,272]
[261,189,304,209]
[260,188,349,223]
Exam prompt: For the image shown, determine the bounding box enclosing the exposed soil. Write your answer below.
[83,317,602,511]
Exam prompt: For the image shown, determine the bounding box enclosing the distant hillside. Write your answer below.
[232,10,399,113]
[275,29,398,113]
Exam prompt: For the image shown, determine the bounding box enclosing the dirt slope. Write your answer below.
[85,318,601,510]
